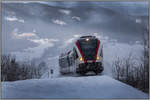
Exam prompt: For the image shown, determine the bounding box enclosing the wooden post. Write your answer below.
[51,69,54,78]
[48,71,49,78]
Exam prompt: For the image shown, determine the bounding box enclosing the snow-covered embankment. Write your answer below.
[2,75,148,99]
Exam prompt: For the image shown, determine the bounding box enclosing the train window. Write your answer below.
[79,39,97,60]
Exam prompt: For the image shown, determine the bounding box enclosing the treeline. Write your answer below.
[113,27,149,93]
[112,54,149,93]
[1,55,48,81]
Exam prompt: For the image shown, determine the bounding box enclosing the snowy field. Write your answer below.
[2,75,148,99]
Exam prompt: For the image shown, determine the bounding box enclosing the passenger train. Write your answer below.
[59,35,104,75]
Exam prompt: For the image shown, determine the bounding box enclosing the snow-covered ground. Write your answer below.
[2,75,148,99]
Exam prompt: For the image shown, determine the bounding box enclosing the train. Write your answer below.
[59,35,104,75]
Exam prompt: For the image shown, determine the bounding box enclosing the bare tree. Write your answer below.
[112,52,149,93]
[1,55,47,81]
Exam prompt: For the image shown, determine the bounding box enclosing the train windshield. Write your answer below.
[79,39,97,60]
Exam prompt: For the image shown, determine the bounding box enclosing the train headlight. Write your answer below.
[80,57,83,61]
[86,38,89,41]
[96,56,100,60]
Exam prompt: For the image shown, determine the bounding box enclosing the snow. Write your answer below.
[41,56,60,78]
[103,42,143,76]
[2,75,148,99]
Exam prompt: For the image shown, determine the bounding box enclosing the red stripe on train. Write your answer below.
[93,39,100,62]
[76,41,86,63]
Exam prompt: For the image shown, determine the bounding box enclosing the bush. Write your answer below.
[112,54,149,93]
[1,55,48,81]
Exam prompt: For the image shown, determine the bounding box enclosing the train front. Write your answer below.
[74,36,104,75]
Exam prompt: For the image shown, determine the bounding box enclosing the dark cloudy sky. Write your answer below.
[2,1,149,62]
